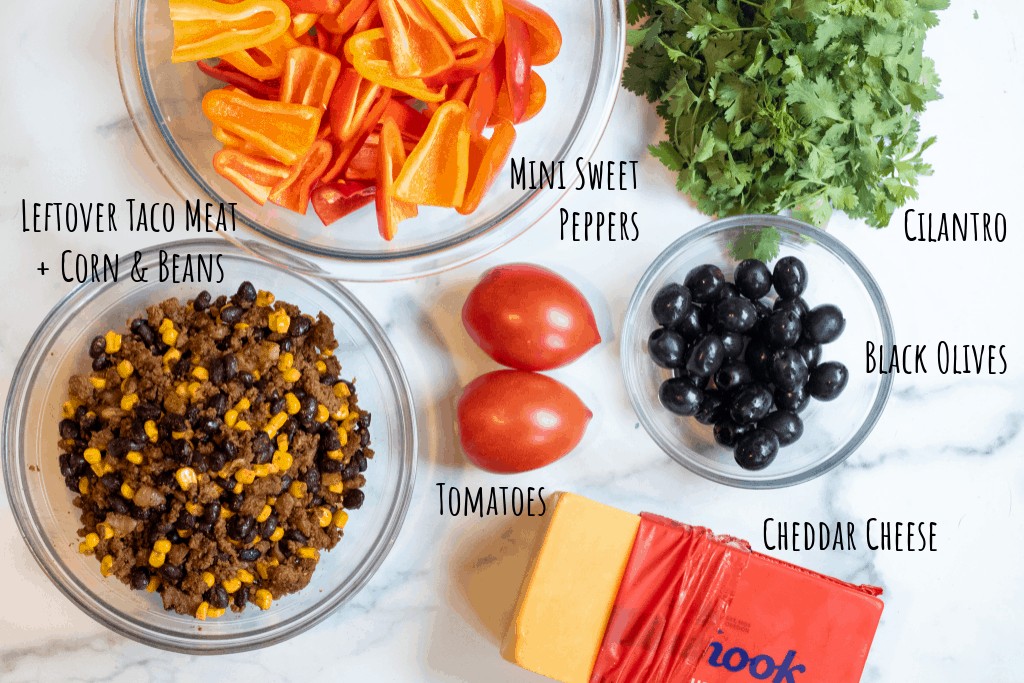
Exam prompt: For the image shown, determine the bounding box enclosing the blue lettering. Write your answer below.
[704,641,805,682]
[724,647,749,672]
[773,650,806,683]
[749,654,775,680]
[707,642,725,667]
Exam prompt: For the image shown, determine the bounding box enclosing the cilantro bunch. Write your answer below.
[625,0,947,243]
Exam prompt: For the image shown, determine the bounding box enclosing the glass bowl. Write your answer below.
[621,216,894,489]
[114,0,625,281]
[2,240,417,653]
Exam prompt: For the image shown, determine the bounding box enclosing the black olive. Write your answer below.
[772,256,807,298]
[684,264,725,303]
[658,377,704,417]
[714,363,753,393]
[715,297,757,333]
[763,309,802,349]
[774,385,809,413]
[694,390,728,426]
[685,334,725,378]
[804,304,846,344]
[734,259,772,300]
[734,429,780,470]
[769,349,810,391]
[651,283,692,328]
[729,384,773,425]
[672,305,704,340]
[648,328,688,369]
[808,361,848,401]
[773,296,809,319]
[760,411,804,446]
[720,332,745,360]
[717,282,740,300]
[751,298,773,320]
[713,419,752,448]
[795,341,822,369]
[744,338,773,382]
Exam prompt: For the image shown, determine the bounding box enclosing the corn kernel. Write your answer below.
[222,408,239,428]
[78,477,89,495]
[315,360,327,373]
[256,562,269,580]
[268,496,277,505]
[235,420,251,431]
[120,393,139,411]
[316,507,332,527]
[232,481,244,494]
[278,353,294,372]
[336,429,349,447]
[297,547,319,560]
[146,577,161,593]
[220,507,234,519]
[159,316,175,335]
[89,377,107,390]
[264,412,288,438]
[174,382,188,398]
[333,509,349,529]
[90,463,105,477]
[234,322,249,331]
[269,527,285,542]
[282,368,301,383]
[272,450,293,472]
[196,601,210,620]
[177,529,193,539]
[252,370,261,381]
[256,290,275,307]
[149,550,166,568]
[327,449,344,461]
[276,434,289,452]
[284,393,301,415]
[332,405,350,422]
[254,588,273,610]
[62,400,80,419]
[328,482,346,494]
[85,532,100,549]
[208,607,226,618]
[97,523,114,540]
[171,430,188,440]
[187,382,202,398]
[235,468,256,485]
[288,481,307,499]
[256,505,273,523]
[104,330,122,354]
[235,397,251,412]
[100,554,114,577]
[120,482,134,499]
[140,421,157,444]
[333,382,351,398]
[175,467,198,491]
[322,347,334,357]
[126,451,143,465]
[268,309,290,334]
[223,578,242,593]
[83,448,102,465]
[185,502,203,515]
[115,360,134,379]
[312,405,330,424]
[254,463,277,478]
[153,539,172,554]
[237,569,255,584]
[163,348,181,365]
[79,542,92,555]
[201,571,216,588]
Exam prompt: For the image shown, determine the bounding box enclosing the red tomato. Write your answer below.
[462,264,601,371]
[457,370,592,473]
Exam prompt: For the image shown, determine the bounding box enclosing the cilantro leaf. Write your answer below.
[729,228,782,262]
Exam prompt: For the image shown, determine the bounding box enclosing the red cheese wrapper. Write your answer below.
[592,513,883,683]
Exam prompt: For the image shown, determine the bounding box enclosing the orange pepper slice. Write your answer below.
[328,68,386,142]
[345,29,447,102]
[213,148,292,204]
[394,99,470,207]
[319,0,373,33]
[170,0,292,63]
[202,88,323,164]
[419,0,504,44]
[503,0,561,66]
[220,31,299,80]
[281,46,342,110]
[268,140,334,213]
[490,70,545,125]
[378,0,455,79]
[426,38,496,86]
[458,119,515,214]
[291,12,321,36]
[376,117,419,240]
[322,87,393,183]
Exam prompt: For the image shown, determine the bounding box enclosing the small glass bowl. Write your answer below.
[2,241,417,653]
[114,0,625,281]
[621,216,894,489]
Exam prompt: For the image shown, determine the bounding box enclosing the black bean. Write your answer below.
[290,316,312,337]
[158,564,183,584]
[130,567,150,591]
[342,461,360,480]
[319,456,343,474]
[59,419,80,440]
[284,529,308,544]
[303,468,321,495]
[79,410,100,433]
[252,432,274,464]
[135,321,156,346]
[237,371,255,388]
[343,488,365,510]
[300,396,318,423]
[222,354,239,379]
[261,515,278,539]
[202,502,221,524]
[209,585,230,609]
[136,402,162,421]
[355,453,368,473]
[92,354,111,371]
[270,398,287,416]
[224,440,238,458]
[234,586,249,609]
[224,492,244,513]
[236,281,257,303]
[206,450,227,473]
[220,305,244,325]
[99,473,122,492]
[239,547,261,562]
[109,497,130,515]
[227,514,255,540]
[194,290,212,311]
[207,393,228,416]
[280,339,293,353]
[89,336,107,359]
[172,440,194,464]
[177,512,197,530]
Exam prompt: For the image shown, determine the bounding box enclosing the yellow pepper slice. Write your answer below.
[170,0,292,63]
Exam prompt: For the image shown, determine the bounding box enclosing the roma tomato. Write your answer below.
[457,370,592,473]
[462,263,601,371]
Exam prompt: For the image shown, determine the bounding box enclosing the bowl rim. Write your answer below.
[2,239,418,653]
[621,214,895,489]
[113,0,627,282]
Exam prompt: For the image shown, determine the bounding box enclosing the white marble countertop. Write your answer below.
[1,0,1023,680]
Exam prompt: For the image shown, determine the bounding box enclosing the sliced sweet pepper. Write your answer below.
[378,0,455,79]
[322,86,393,182]
[354,1,383,32]
[283,0,340,13]
[220,30,300,80]
[466,49,502,135]
[169,0,291,63]
[382,99,430,141]
[281,46,342,109]
[419,0,504,44]
[503,14,532,123]
[458,119,515,214]
[490,70,545,124]
[291,12,320,36]
[213,148,292,204]
[319,0,372,34]
[504,0,561,66]
[268,139,334,213]
[328,69,385,142]
[202,88,323,164]
[345,29,447,102]
[312,181,376,226]
[426,38,496,86]
[197,59,280,99]
[346,138,379,181]
[393,99,470,207]
[376,117,419,240]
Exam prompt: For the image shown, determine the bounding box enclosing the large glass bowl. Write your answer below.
[621,216,894,488]
[114,0,625,281]
[2,240,417,653]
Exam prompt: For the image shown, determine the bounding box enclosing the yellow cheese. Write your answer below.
[502,492,641,683]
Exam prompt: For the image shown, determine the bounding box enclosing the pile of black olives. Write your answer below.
[649,256,849,471]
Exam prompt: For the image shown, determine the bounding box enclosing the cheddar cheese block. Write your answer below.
[502,493,641,683]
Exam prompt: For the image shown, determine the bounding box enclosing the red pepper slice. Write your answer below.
[319,0,373,34]
[466,49,502,135]
[376,117,419,240]
[378,0,455,79]
[381,100,430,141]
[503,14,532,124]
[458,119,515,214]
[354,0,383,32]
[311,181,376,226]
[283,0,340,13]
[489,69,544,125]
[345,138,379,181]
[328,68,385,142]
[504,0,561,66]
[425,38,496,86]
[268,139,334,213]
[197,60,280,100]
[281,46,342,110]
[213,148,292,205]
[394,99,470,207]
[322,86,393,182]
